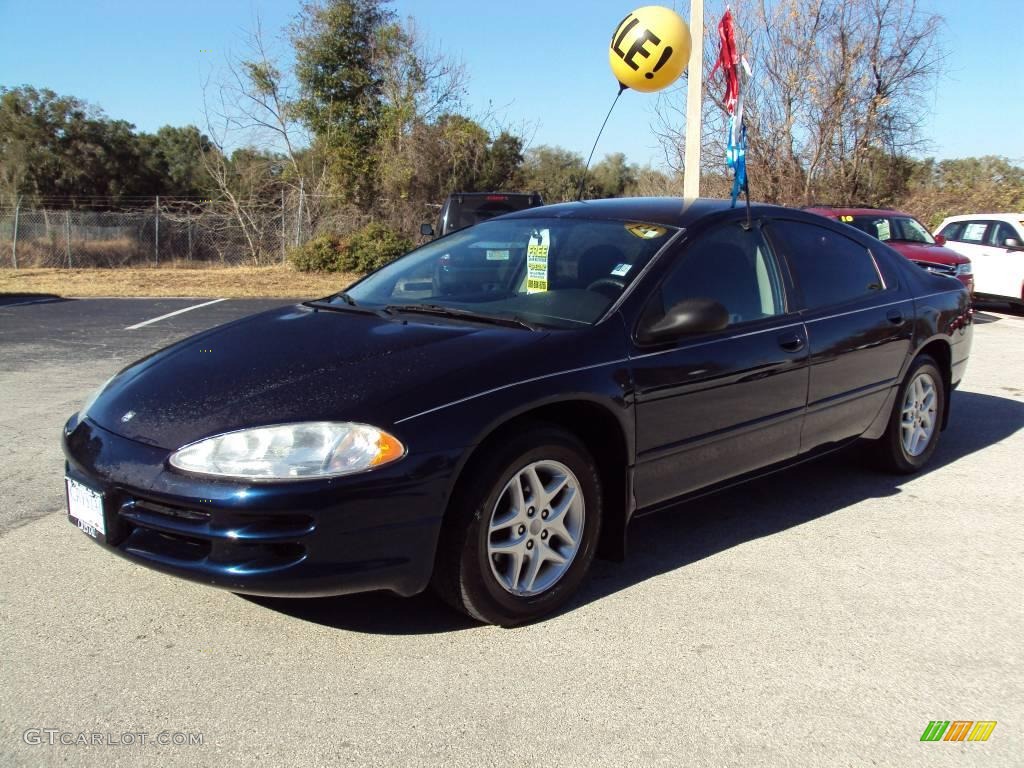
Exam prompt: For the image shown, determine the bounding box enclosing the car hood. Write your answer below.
[87,304,548,450]
[887,241,968,265]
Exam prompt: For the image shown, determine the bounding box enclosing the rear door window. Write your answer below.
[961,221,990,244]
[988,222,1017,247]
[768,220,886,310]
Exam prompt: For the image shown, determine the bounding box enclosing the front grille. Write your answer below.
[127,498,210,523]
[115,496,313,574]
[913,260,956,276]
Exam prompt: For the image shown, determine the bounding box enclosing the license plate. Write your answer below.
[67,477,105,540]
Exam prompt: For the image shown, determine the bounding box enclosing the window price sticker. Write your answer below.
[625,223,667,239]
[526,230,550,294]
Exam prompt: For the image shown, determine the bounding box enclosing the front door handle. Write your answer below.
[887,309,905,325]
[777,332,805,352]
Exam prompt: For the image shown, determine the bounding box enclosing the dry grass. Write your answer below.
[3,237,144,268]
[0,266,359,299]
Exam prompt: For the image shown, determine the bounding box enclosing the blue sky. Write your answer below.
[1,0,1020,168]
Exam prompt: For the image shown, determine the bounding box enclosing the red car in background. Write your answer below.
[805,206,974,294]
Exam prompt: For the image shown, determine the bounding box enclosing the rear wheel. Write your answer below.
[432,426,602,626]
[872,355,945,473]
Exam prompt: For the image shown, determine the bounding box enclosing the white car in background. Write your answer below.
[934,214,1024,308]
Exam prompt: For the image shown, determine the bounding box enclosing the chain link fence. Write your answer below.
[0,199,312,268]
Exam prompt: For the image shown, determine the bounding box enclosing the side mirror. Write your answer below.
[934,234,946,246]
[1004,237,1022,250]
[420,223,435,237]
[639,298,730,343]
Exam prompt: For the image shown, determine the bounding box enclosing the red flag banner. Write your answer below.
[710,8,739,114]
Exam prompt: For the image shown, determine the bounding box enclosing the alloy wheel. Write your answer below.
[900,372,938,457]
[486,460,585,597]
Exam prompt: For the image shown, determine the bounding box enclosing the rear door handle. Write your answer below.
[777,332,805,352]
[887,310,905,324]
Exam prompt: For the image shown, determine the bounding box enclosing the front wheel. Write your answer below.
[872,355,945,473]
[432,426,602,626]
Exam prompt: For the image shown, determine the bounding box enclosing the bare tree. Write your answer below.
[200,15,333,262]
[653,0,944,205]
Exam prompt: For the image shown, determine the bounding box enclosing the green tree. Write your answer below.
[901,156,1024,228]
[587,152,637,199]
[0,86,217,205]
[520,146,585,203]
[479,132,525,190]
[0,86,94,203]
[291,0,395,208]
[146,125,215,197]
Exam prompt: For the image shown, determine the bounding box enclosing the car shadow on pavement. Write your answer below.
[974,301,1024,319]
[246,390,1024,635]
[0,293,67,307]
[244,589,479,634]
[972,311,1003,325]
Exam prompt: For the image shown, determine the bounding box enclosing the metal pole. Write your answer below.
[11,196,19,270]
[154,196,160,265]
[281,188,286,263]
[65,210,72,268]
[683,0,704,200]
[295,179,303,247]
[187,215,193,262]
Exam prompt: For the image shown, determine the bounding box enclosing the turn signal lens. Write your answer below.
[370,431,405,466]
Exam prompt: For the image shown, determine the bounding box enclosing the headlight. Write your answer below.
[955,262,972,275]
[169,422,406,480]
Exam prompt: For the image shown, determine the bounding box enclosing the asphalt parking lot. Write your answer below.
[1,295,1022,767]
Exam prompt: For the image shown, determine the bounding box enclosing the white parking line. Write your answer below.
[125,298,226,330]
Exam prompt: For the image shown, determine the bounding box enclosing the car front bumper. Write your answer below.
[62,416,459,598]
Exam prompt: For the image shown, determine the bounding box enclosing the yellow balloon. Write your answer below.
[608,6,691,93]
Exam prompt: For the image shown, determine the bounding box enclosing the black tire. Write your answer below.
[872,354,945,474]
[432,425,602,626]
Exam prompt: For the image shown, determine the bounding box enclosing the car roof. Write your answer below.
[804,205,909,218]
[500,196,784,227]
[938,213,1024,222]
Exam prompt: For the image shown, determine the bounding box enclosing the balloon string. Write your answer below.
[576,84,627,201]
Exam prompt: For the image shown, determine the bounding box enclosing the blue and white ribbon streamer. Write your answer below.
[726,116,747,208]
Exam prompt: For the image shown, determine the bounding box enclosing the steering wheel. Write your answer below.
[586,277,626,298]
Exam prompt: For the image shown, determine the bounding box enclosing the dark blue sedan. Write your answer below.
[63,198,973,625]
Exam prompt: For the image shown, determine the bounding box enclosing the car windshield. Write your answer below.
[340,217,677,329]
[847,215,935,244]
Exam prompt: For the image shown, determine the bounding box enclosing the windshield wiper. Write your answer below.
[383,304,538,331]
[303,293,385,317]
[303,290,358,307]
[332,291,358,306]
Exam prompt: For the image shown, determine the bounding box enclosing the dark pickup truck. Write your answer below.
[422,192,544,238]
